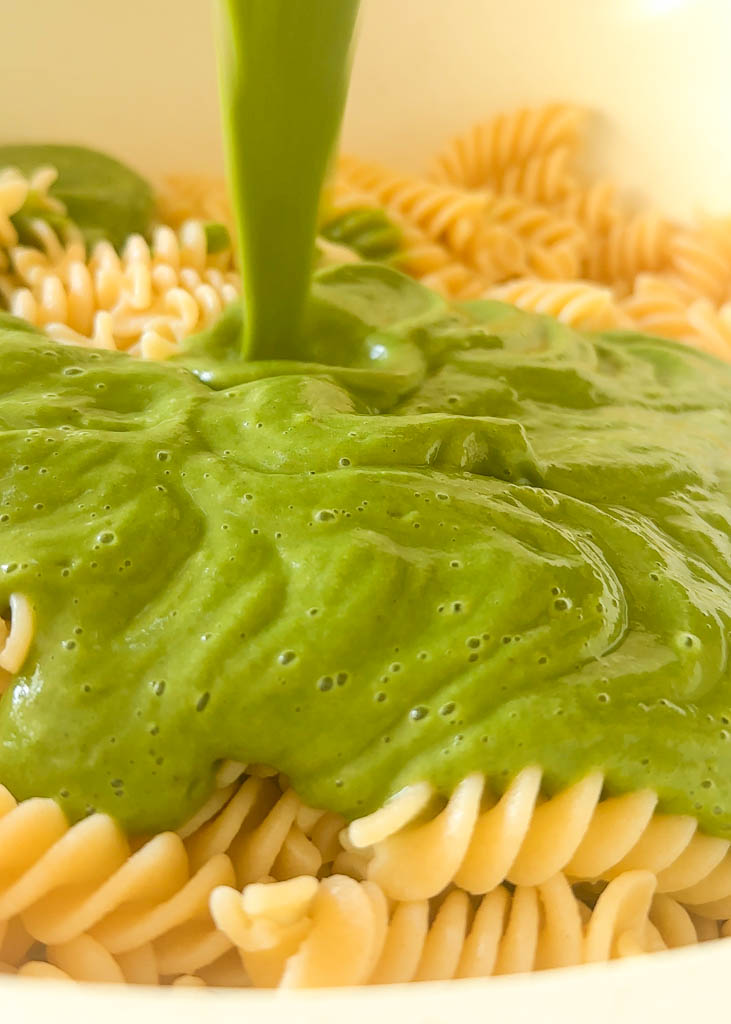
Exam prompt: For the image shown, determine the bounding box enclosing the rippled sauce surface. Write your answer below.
[0,265,729,834]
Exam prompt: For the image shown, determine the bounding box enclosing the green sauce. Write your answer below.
[0,273,729,834]
[217,0,360,359]
[0,1,730,839]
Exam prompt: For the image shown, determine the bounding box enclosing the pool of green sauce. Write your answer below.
[0,267,729,835]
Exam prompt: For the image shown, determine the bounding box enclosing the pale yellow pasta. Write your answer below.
[338,159,588,285]
[481,195,586,278]
[325,174,487,297]
[684,298,731,359]
[697,217,731,277]
[210,868,713,989]
[157,175,233,234]
[649,894,711,950]
[339,156,490,271]
[183,775,322,883]
[671,229,731,304]
[0,770,322,983]
[582,870,659,962]
[1,767,730,987]
[1,221,239,354]
[620,273,696,340]
[430,103,586,189]
[620,277,731,359]
[0,785,235,969]
[0,169,30,253]
[0,166,63,257]
[0,925,240,986]
[488,145,577,205]
[47,934,130,985]
[0,595,34,678]
[391,225,486,298]
[91,103,731,363]
[584,212,674,291]
[485,278,627,330]
[561,180,621,236]
[344,770,731,912]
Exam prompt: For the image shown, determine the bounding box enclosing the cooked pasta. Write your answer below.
[1,221,239,355]
[157,175,233,235]
[430,103,586,190]
[11,103,721,362]
[0,786,236,956]
[0,595,34,677]
[583,212,674,291]
[485,146,577,205]
[485,279,628,330]
[668,228,731,304]
[1,101,731,991]
[338,156,491,272]
[343,770,731,917]
[1,763,729,988]
[327,176,487,294]
[335,103,731,360]
[209,868,715,988]
[0,169,30,253]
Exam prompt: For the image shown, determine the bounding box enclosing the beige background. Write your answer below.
[2,0,730,214]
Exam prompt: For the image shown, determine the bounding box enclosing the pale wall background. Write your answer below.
[1,0,730,215]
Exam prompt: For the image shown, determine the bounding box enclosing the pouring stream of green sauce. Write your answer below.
[218,0,360,359]
[0,3,729,836]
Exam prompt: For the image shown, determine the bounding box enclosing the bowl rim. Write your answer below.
[1,936,729,1023]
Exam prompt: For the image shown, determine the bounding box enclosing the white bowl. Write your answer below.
[1,0,730,1020]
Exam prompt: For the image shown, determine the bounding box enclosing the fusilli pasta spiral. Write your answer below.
[1,221,239,356]
[344,770,731,915]
[430,104,586,190]
[339,157,490,272]
[485,279,627,330]
[210,868,715,989]
[0,594,34,679]
[668,228,731,305]
[0,168,30,254]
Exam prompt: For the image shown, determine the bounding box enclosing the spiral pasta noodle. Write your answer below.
[0,784,236,960]
[342,769,731,919]
[0,765,729,986]
[209,868,716,989]
[326,176,487,298]
[485,279,627,330]
[338,157,586,284]
[157,175,234,235]
[0,165,64,259]
[0,168,30,255]
[0,769,321,985]
[668,228,731,304]
[561,180,621,236]
[486,146,577,205]
[338,156,490,272]
[582,212,674,291]
[430,103,586,190]
[330,107,730,360]
[0,595,34,680]
[1,221,240,356]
